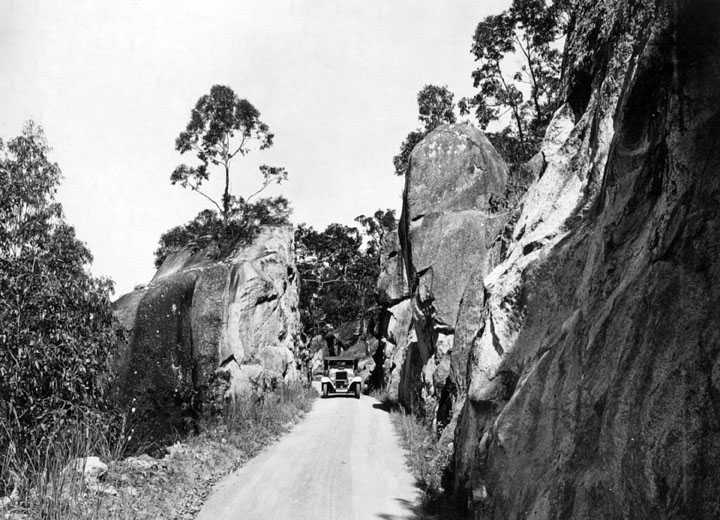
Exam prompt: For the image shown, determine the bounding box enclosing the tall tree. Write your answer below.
[417,85,457,131]
[460,0,567,160]
[295,212,394,338]
[0,122,117,466]
[393,85,457,176]
[171,85,287,222]
[160,85,291,265]
[296,224,364,336]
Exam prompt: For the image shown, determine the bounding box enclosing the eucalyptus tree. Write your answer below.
[170,85,287,223]
[159,85,291,265]
[295,210,396,338]
[459,0,568,160]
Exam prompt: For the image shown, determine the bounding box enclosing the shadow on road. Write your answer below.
[375,493,466,520]
[372,402,393,413]
[371,399,405,414]
[375,497,422,519]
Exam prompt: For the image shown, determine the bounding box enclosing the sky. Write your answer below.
[1,0,509,297]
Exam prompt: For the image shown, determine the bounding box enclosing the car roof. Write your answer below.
[324,356,357,362]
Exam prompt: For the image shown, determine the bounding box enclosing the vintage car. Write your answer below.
[320,356,362,398]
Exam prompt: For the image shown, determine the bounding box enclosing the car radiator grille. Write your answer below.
[334,371,348,387]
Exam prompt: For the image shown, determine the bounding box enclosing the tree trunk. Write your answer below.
[223,164,230,223]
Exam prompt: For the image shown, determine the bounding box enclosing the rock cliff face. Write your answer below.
[113,226,300,440]
[376,1,720,518]
[374,124,509,426]
[448,1,720,518]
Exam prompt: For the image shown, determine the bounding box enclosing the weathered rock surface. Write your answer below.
[373,124,509,425]
[403,124,508,329]
[113,226,301,440]
[375,231,410,306]
[452,1,720,518]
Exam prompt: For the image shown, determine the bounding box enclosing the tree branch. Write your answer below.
[244,179,273,204]
[229,134,249,160]
[301,277,348,286]
[496,61,526,148]
[188,182,223,213]
[515,32,542,122]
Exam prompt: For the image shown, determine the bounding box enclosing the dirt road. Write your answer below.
[196,395,421,520]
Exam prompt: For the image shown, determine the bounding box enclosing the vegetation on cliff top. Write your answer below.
[460,0,568,162]
[393,84,458,177]
[393,0,568,181]
[155,85,291,267]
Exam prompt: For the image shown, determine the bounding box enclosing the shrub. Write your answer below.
[153,196,291,267]
[0,122,120,493]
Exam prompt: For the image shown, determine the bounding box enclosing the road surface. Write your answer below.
[197,394,421,520]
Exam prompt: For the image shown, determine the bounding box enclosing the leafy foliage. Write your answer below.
[460,0,568,161]
[0,122,119,488]
[160,85,291,266]
[295,210,396,337]
[1,380,315,519]
[393,85,457,176]
[154,196,291,267]
[393,131,427,178]
[354,209,397,262]
[416,85,457,132]
[171,84,288,221]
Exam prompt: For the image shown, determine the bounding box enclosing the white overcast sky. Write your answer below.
[1,0,509,296]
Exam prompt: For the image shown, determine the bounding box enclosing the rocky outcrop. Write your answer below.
[113,226,301,441]
[373,124,509,425]
[376,231,410,307]
[451,1,720,518]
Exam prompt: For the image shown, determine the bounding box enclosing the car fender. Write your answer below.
[321,376,336,392]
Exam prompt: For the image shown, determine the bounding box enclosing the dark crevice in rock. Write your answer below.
[219,354,237,369]
[537,151,548,180]
[256,293,279,305]
[415,266,432,279]
[493,370,519,401]
[567,69,593,122]
[488,314,504,357]
[436,377,459,429]
[522,241,543,256]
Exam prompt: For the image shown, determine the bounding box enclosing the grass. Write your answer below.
[372,390,466,520]
[0,382,316,519]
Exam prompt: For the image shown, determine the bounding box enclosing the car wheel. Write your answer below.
[354,385,360,399]
[322,384,328,398]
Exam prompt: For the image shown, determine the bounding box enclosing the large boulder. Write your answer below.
[403,124,508,329]
[453,1,720,518]
[113,226,301,441]
[373,124,509,425]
